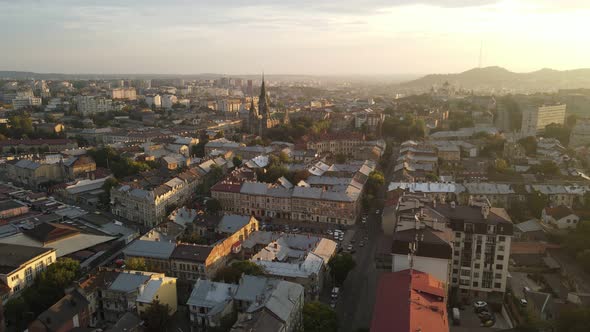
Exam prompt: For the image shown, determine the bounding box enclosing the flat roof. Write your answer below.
[0,243,54,274]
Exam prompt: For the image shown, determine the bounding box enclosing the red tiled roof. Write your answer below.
[544,205,575,219]
[371,270,449,332]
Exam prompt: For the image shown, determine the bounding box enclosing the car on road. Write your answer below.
[375,209,381,215]
[331,287,339,299]
[519,298,528,307]
[330,300,336,309]
[359,241,365,247]
[361,216,367,223]
[347,244,354,251]
[327,230,333,235]
[473,301,488,312]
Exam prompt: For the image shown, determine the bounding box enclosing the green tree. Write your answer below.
[214,130,224,139]
[213,261,264,283]
[232,155,243,168]
[99,177,119,206]
[328,253,356,285]
[125,257,148,271]
[303,301,338,332]
[206,198,222,214]
[543,123,571,145]
[555,306,590,332]
[335,153,347,164]
[528,191,549,219]
[518,136,537,156]
[366,171,385,196]
[529,160,559,176]
[141,300,172,332]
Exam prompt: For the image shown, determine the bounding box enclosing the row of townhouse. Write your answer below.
[122,215,260,281]
[212,180,362,225]
[388,181,589,208]
[305,132,386,161]
[111,168,202,227]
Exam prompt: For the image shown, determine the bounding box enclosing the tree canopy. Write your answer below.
[303,301,339,332]
[141,300,172,332]
[328,253,356,286]
[213,261,265,283]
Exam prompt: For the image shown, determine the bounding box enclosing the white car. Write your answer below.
[473,301,488,310]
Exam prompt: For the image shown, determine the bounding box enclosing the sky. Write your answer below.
[1,0,589,75]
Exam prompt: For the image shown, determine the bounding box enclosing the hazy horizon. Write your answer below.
[1,0,589,75]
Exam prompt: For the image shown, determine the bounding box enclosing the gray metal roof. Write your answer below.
[108,273,150,293]
[123,240,176,259]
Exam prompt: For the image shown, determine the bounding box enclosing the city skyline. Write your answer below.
[1,0,589,75]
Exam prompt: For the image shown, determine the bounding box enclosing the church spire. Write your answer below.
[258,73,269,117]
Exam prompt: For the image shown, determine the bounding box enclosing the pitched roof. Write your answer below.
[371,270,448,332]
[170,244,213,263]
[24,222,80,244]
[0,243,54,274]
[34,291,89,331]
[544,205,575,220]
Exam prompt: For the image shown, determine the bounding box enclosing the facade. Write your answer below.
[542,205,579,229]
[0,244,56,303]
[246,77,281,137]
[187,275,304,332]
[569,119,590,148]
[28,290,90,332]
[0,138,77,154]
[521,104,567,136]
[306,133,386,160]
[433,202,513,302]
[75,96,114,115]
[12,96,42,110]
[0,200,29,219]
[145,94,162,108]
[110,88,137,100]
[77,268,177,326]
[162,94,178,109]
[111,169,202,227]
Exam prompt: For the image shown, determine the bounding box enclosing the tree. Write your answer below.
[529,160,559,176]
[555,306,590,332]
[125,257,148,271]
[543,123,571,145]
[328,253,356,285]
[99,177,119,206]
[366,171,385,196]
[213,261,264,283]
[232,155,243,168]
[5,258,80,330]
[141,300,172,332]
[518,136,537,156]
[303,302,338,332]
[335,153,347,164]
[214,130,224,139]
[528,191,549,219]
[206,198,222,214]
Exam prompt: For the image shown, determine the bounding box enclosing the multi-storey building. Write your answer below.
[569,119,590,148]
[521,104,567,136]
[77,268,177,326]
[12,96,42,110]
[162,94,178,110]
[111,168,202,227]
[306,132,386,161]
[110,88,137,100]
[145,94,162,108]
[0,244,56,303]
[433,201,513,302]
[75,96,114,115]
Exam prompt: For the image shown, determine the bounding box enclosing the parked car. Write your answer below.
[473,301,488,312]
[452,307,461,326]
[331,287,339,299]
[347,244,354,251]
[519,298,528,307]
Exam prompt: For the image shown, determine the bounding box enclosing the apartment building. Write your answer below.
[521,104,567,136]
[12,96,42,110]
[306,133,386,160]
[77,268,177,326]
[188,275,304,332]
[569,119,590,148]
[111,168,202,227]
[0,244,56,303]
[110,88,137,100]
[145,94,162,108]
[433,201,513,302]
[75,95,114,115]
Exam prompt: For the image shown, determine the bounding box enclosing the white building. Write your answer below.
[162,94,178,110]
[12,96,42,110]
[145,94,161,108]
[110,88,137,100]
[75,96,114,116]
[521,104,566,136]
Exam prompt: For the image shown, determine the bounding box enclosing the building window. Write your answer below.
[25,267,33,283]
[453,269,458,274]
[496,255,504,261]
[474,263,480,269]
[499,236,506,242]
[496,264,503,270]
[495,273,502,279]
[494,283,502,289]
[473,282,479,287]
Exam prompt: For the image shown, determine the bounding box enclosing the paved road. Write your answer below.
[336,143,397,332]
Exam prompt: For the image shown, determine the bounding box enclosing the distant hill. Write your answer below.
[398,66,590,92]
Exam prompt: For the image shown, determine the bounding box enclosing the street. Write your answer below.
[335,143,397,332]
